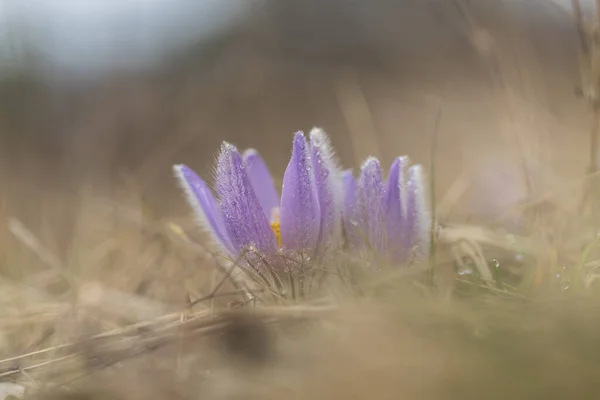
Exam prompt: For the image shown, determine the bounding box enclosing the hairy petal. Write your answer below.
[355,158,386,253]
[309,128,343,257]
[173,164,234,255]
[215,142,277,255]
[341,169,359,247]
[243,148,280,220]
[384,156,410,263]
[280,131,321,254]
[406,165,431,261]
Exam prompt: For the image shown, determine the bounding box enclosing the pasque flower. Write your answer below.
[174,127,430,275]
[342,156,431,264]
[173,129,342,263]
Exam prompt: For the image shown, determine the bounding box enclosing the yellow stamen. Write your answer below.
[271,220,282,247]
[270,207,282,247]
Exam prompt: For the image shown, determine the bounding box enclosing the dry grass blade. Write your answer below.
[0,302,336,384]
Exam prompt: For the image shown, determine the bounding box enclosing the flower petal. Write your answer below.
[384,156,410,263]
[215,142,278,255]
[309,128,343,257]
[173,164,234,255]
[341,169,359,247]
[242,148,280,220]
[280,131,321,253]
[355,157,386,253]
[406,165,431,260]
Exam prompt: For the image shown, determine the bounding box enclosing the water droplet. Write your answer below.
[491,259,500,269]
[457,266,474,276]
[240,164,245,170]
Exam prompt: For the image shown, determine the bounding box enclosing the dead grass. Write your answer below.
[4,83,600,399]
[0,161,598,400]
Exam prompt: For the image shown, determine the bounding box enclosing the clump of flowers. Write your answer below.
[342,156,431,265]
[173,128,431,283]
[173,129,342,268]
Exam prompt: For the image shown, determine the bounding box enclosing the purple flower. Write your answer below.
[342,156,431,264]
[173,129,342,262]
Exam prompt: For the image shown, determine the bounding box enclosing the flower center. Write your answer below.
[270,207,282,247]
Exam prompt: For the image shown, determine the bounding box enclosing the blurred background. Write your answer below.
[0,0,592,260]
